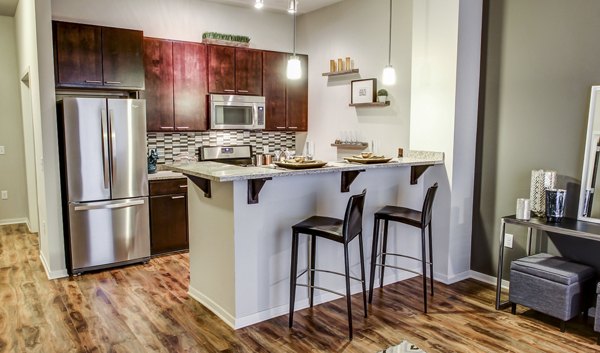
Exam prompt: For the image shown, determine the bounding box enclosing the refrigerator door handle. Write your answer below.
[109,109,117,182]
[73,199,146,212]
[101,109,110,189]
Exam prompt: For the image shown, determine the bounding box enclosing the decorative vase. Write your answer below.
[529,170,556,217]
[545,189,566,222]
[515,198,530,220]
[148,149,158,174]
[377,96,387,103]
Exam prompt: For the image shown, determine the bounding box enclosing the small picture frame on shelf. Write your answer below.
[351,78,377,104]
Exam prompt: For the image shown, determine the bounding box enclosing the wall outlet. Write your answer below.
[1,190,7,200]
[0,146,5,154]
[504,233,514,248]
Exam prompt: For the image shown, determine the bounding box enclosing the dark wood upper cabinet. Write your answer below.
[208,45,236,94]
[144,38,174,132]
[102,27,145,89]
[263,51,287,131]
[53,21,144,90]
[286,54,309,131]
[236,48,262,95]
[54,21,103,87]
[173,42,208,131]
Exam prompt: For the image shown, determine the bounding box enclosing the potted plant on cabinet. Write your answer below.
[377,89,388,103]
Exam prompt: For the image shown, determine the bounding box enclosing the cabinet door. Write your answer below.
[263,51,287,131]
[144,38,174,132]
[286,54,309,131]
[54,21,103,87]
[208,45,236,94]
[173,42,208,131]
[102,27,145,89]
[150,194,188,255]
[235,48,262,95]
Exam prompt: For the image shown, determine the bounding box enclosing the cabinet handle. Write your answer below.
[160,126,174,130]
[288,127,298,129]
[179,185,188,188]
[224,89,235,92]
[237,90,249,93]
[85,80,102,83]
[171,196,185,200]
[177,127,190,129]
[276,127,286,129]
[105,81,122,84]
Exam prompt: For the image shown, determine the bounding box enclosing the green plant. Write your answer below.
[377,89,388,96]
[202,32,251,43]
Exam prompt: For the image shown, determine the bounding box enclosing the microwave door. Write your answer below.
[214,104,254,129]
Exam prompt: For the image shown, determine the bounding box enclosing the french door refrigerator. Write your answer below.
[58,97,150,275]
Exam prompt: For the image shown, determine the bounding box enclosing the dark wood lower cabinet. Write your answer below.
[149,179,189,255]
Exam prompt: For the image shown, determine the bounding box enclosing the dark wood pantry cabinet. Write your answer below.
[144,38,208,132]
[149,179,189,256]
[263,52,308,131]
[208,45,263,95]
[53,21,144,90]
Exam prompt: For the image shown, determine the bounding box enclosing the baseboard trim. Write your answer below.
[0,218,29,226]
[188,286,237,329]
[39,253,69,280]
[469,270,509,289]
[433,270,471,285]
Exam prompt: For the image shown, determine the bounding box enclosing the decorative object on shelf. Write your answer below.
[529,169,557,217]
[382,0,396,86]
[351,78,377,104]
[202,32,251,47]
[323,56,357,76]
[287,0,301,79]
[346,57,351,70]
[330,59,337,72]
[148,149,158,174]
[516,198,531,220]
[377,88,388,103]
[546,189,566,222]
[337,58,344,71]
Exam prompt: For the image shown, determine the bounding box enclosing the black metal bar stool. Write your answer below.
[289,189,367,340]
[368,183,438,313]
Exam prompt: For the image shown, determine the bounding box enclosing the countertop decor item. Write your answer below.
[344,155,392,164]
[274,160,328,169]
[202,32,250,47]
[351,78,377,104]
[148,149,158,174]
[530,169,556,217]
[546,189,567,222]
[377,88,388,103]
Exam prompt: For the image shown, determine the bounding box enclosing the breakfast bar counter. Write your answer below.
[165,151,443,329]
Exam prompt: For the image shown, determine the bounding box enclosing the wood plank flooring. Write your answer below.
[1,223,598,352]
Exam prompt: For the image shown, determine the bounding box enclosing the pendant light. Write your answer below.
[287,0,301,80]
[287,0,297,14]
[254,0,264,9]
[382,0,396,86]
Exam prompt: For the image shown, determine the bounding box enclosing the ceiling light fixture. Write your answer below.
[254,0,264,9]
[286,0,301,79]
[287,0,297,14]
[382,0,396,86]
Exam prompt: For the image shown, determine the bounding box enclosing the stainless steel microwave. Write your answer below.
[210,94,265,130]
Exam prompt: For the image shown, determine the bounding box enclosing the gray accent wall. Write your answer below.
[472,0,600,277]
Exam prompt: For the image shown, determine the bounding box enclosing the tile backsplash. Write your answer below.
[147,131,296,164]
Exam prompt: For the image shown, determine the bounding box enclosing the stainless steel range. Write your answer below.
[199,145,253,166]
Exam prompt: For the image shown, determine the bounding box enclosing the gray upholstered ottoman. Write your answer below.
[509,253,595,332]
[595,283,600,344]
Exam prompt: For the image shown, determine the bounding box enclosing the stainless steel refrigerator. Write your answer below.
[57,97,150,275]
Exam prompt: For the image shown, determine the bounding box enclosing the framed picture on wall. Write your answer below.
[351,78,377,104]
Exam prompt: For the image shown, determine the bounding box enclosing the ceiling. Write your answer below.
[208,0,344,14]
[0,0,17,16]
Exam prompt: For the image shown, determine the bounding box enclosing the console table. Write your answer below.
[496,215,600,310]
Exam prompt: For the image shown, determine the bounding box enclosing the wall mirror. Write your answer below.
[579,86,600,222]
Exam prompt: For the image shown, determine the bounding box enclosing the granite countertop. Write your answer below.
[165,150,444,182]
[148,170,187,181]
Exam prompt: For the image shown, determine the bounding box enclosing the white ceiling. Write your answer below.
[207,0,344,14]
[0,0,17,16]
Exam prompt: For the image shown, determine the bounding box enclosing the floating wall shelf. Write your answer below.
[331,143,368,150]
[349,102,390,107]
[322,69,360,77]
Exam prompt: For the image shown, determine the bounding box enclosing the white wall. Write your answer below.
[410,0,482,282]
[51,0,294,52]
[297,0,413,161]
[0,15,29,225]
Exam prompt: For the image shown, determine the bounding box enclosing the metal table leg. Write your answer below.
[495,219,507,310]
[526,227,533,256]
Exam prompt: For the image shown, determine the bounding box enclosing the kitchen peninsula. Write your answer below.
[167,151,444,329]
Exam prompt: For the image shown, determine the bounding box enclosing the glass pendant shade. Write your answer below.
[288,0,297,13]
[287,56,302,80]
[382,65,396,86]
[254,0,264,9]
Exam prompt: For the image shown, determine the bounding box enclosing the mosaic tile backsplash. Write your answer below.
[147,131,297,164]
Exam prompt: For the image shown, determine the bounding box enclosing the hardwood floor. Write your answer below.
[1,223,598,352]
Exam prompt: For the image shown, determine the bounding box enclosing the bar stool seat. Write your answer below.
[368,182,438,313]
[289,189,367,340]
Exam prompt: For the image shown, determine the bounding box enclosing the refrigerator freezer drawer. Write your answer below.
[68,197,150,272]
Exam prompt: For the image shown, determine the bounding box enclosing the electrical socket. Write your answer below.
[504,233,514,248]
[1,190,7,200]
[0,146,5,154]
